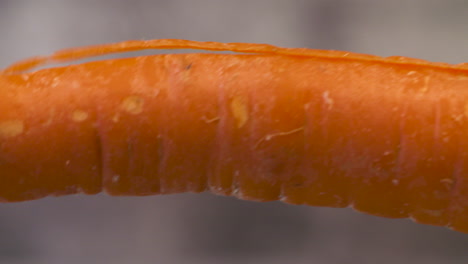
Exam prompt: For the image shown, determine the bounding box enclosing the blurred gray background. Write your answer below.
[0,0,467,264]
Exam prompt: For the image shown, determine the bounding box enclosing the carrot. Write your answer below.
[1,39,467,233]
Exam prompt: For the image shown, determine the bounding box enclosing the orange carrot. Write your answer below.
[1,39,467,233]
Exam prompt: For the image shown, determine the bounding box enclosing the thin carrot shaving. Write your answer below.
[3,39,468,74]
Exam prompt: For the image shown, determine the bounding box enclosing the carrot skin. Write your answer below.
[1,39,468,233]
[0,71,102,201]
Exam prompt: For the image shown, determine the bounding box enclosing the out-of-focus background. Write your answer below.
[0,0,467,263]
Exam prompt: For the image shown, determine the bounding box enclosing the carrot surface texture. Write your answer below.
[1,39,468,233]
